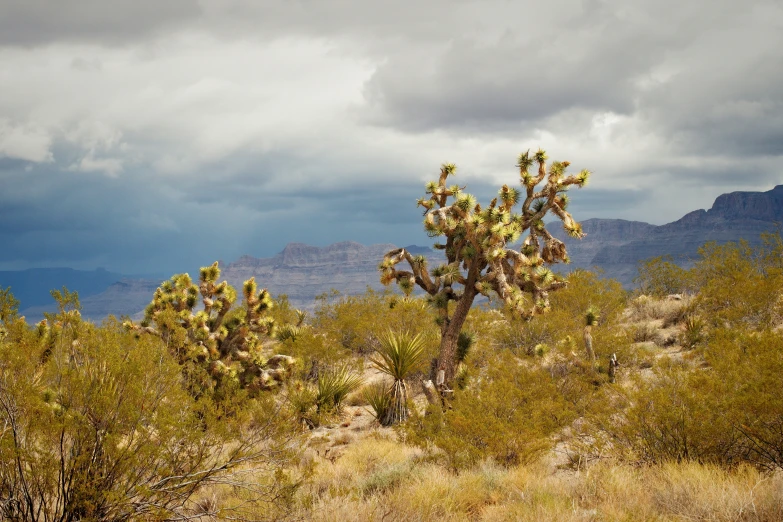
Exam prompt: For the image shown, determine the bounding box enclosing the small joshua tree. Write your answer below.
[125,262,294,395]
[584,306,599,362]
[379,149,589,388]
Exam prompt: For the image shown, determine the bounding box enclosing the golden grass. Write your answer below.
[291,436,783,522]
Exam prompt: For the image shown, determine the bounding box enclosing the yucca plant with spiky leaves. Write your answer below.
[380,150,589,387]
[363,381,394,424]
[370,331,427,425]
[124,262,295,396]
[316,365,364,414]
[583,306,600,361]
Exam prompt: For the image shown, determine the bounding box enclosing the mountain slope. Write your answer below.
[556,185,783,285]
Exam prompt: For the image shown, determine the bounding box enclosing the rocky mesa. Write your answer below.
[219,241,426,310]
[556,184,783,285]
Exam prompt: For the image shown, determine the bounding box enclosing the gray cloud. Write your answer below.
[0,0,200,47]
[0,0,781,275]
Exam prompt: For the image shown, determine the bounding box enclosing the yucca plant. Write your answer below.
[370,331,426,425]
[583,306,600,361]
[316,366,364,414]
[276,324,303,343]
[681,316,705,349]
[363,381,393,424]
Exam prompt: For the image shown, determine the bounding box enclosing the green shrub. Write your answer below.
[0,307,298,521]
[404,351,576,470]
[312,288,437,356]
[590,327,783,471]
[635,255,692,297]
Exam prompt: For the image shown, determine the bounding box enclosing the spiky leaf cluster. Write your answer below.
[379,150,589,319]
[585,306,600,327]
[125,262,294,394]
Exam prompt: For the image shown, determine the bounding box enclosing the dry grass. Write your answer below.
[628,295,693,325]
[632,321,661,343]
[291,436,783,522]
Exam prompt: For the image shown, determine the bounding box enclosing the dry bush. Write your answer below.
[631,321,660,343]
[661,296,696,328]
[628,295,689,323]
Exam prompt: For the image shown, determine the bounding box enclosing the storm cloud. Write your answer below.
[0,0,781,273]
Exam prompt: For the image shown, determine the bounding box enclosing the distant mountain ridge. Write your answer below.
[555,184,783,284]
[15,242,435,321]
[218,241,431,310]
[7,185,782,321]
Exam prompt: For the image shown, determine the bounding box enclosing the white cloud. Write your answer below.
[68,152,124,177]
[0,120,53,162]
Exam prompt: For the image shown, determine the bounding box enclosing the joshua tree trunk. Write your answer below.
[583,325,595,361]
[436,286,476,386]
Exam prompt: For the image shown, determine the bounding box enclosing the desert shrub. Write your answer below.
[608,365,740,465]
[661,296,696,328]
[0,287,19,326]
[628,295,690,323]
[706,328,783,470]
[590,326,783,470]
[404,351,576,470]
[691,236,783,330]
[489,270,627,358]
[0,301,299,521]
[312,288,438,356]
[632,322,660,343]
[275,326,353,382]
[680,316,706,349]
[635,255,692,297]
[286,380,320,428]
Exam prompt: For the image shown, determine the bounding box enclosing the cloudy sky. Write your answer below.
[1,0,781,274]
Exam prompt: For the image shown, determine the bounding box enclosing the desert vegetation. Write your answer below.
[2,153,782,520]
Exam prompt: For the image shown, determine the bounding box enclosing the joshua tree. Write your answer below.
[584,306,599,362]
[125,262,294,394]
[379,149,589,388]
[370,331,427,425]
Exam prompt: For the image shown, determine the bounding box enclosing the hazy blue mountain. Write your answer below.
[0,267,127,309]
[554,184,783,285]
[9,185,783,322]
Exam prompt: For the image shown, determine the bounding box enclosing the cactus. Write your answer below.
[380,150,589,386]
[125,262,294,395]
